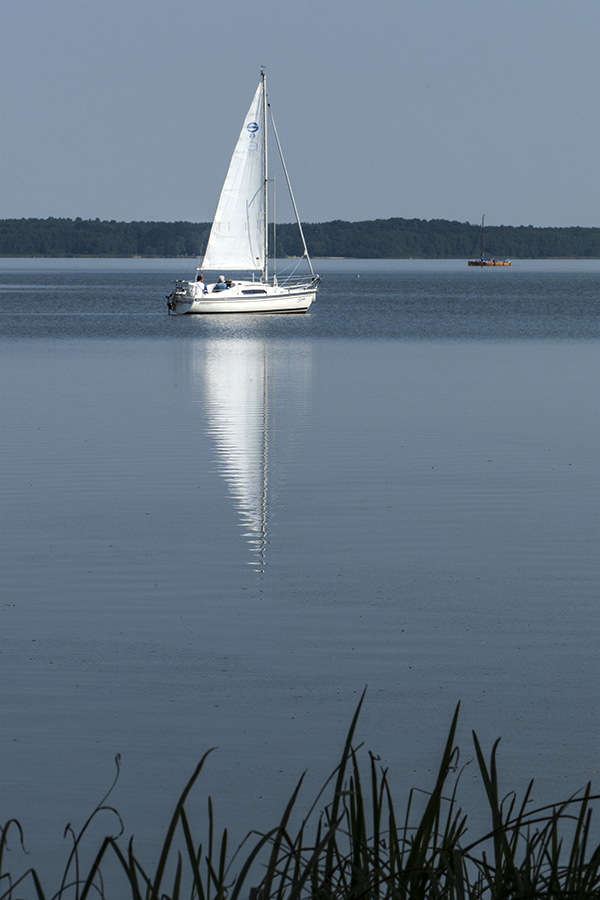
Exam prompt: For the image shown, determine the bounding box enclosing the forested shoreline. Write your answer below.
[0,216,598,258]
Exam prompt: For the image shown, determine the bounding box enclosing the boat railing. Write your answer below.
[173,274,321,292]
[271,274,321,289]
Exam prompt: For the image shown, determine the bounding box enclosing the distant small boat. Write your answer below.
[468,216,511,266]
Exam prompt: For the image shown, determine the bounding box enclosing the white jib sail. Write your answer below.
[201,82,265,272]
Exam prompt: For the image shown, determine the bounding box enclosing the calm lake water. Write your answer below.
[1,259,599,884]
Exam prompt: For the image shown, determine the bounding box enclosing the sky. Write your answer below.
[0,0,598,228]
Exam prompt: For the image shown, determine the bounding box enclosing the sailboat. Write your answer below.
[168,72,320,314]
[468,215,511,266]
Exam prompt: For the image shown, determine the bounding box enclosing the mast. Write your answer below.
[481,215,485,258]
[262,70,268,283]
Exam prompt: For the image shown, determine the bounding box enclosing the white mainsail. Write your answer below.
[201,82,265,272]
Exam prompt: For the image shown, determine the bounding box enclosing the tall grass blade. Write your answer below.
[149,748,215,900]
[323,687,367,893]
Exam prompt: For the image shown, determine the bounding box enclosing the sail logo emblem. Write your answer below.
[246,122,259,133]
[246,141,258,152]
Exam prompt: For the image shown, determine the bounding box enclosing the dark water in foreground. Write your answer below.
[0,259,598,883]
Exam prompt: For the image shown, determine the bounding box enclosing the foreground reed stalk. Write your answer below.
[2,695,600,900]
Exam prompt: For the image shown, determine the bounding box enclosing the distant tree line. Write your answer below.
[274,218,600,259]
[0,218,210,258]
[0,216,597,258]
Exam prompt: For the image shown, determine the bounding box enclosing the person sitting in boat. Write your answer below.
[213,275,228,292]
[195,272,208,294]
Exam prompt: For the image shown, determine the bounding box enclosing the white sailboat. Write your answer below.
[168,72,320,315]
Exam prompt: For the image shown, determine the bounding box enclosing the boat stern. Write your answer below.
[167,280,198,315]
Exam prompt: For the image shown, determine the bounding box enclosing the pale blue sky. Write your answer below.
[0,0,598,227]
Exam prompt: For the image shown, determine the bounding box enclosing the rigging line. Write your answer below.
[267,102,315,278]
[281,257,305,282]
[275,258,302,276]
[468,216,484,258]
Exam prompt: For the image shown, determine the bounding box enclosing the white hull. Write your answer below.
[168,279,318,315]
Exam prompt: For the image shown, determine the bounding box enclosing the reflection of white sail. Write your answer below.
[195,339,312,570]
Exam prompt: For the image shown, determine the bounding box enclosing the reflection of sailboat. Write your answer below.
[196,340,312,570]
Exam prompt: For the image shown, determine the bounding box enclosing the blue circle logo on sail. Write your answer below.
[246,140,258,152]
[246,122,259,133]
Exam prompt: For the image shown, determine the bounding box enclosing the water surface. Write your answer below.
[0,258,598,882]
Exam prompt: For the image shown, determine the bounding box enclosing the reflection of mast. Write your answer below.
[257,343,268,572]
[195,338,312,572]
